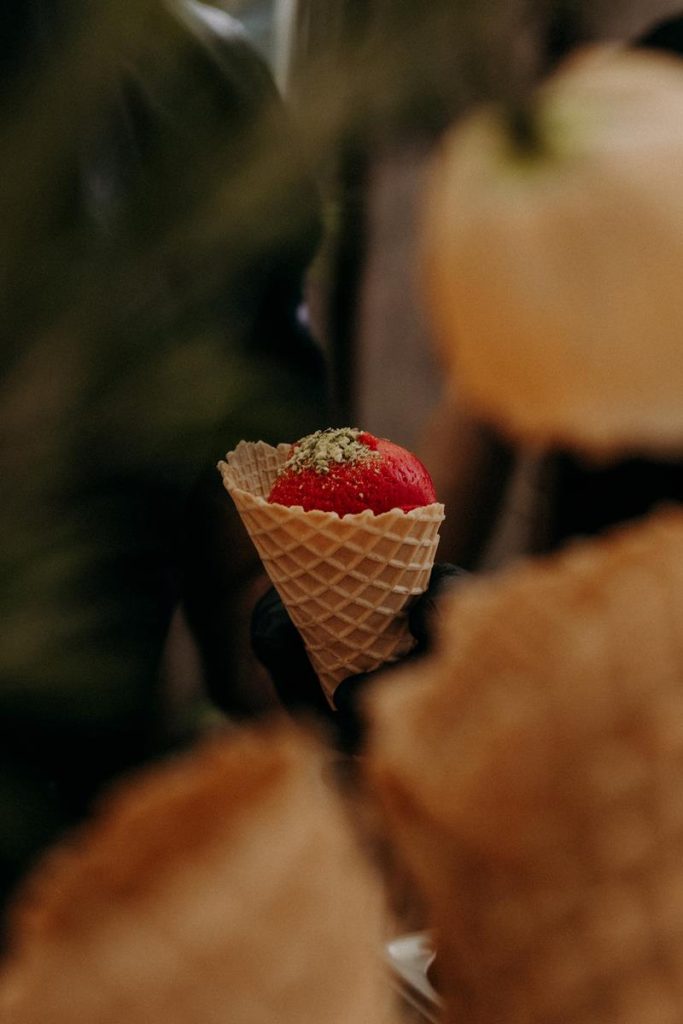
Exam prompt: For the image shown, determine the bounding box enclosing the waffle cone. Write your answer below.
[218,441,444,704]
[0,725,396,1024]
[367,509,683,1024]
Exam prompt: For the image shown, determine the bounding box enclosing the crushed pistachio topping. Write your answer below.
[281,428,379,476]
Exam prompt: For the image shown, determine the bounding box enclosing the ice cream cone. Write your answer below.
[218,441,444,704]
[367,509,683,1024]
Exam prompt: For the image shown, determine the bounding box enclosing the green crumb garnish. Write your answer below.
[282,428,379,475]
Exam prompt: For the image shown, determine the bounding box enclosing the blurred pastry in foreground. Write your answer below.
[424,47,683,458]
[367,509,683,1024]
[0,725,395,1024]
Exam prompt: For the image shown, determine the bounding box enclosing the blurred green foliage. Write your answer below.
[0,0,327,908]
[0,0,615,916]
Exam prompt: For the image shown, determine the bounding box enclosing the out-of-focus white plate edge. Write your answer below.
[386,932,442,1022]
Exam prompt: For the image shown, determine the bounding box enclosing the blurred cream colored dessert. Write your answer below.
[424,47,683,458]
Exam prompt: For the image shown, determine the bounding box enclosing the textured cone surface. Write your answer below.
[218,442,444,702]
[0,725,395,1024]
[368,509,683,1024]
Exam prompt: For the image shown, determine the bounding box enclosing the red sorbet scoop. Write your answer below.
[267,428,436,515]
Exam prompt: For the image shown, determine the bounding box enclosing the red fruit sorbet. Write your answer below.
[267,428,436,515]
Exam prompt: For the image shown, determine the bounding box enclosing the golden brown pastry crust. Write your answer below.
[7,730,285,941]
[367,509,683,1024]
[0,723,395,1024]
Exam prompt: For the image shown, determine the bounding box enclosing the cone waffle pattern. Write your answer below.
[368,510,683,1024]
[218,441,444,702]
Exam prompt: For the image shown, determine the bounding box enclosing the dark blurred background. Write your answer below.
[0,0,681,926]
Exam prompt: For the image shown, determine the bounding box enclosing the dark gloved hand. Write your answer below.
[249,586,336,722]
[405,562,469,654]
[250,563,468,750]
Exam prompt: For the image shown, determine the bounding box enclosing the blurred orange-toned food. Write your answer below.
[367,508,683,1024]
[0,725,395,1024]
